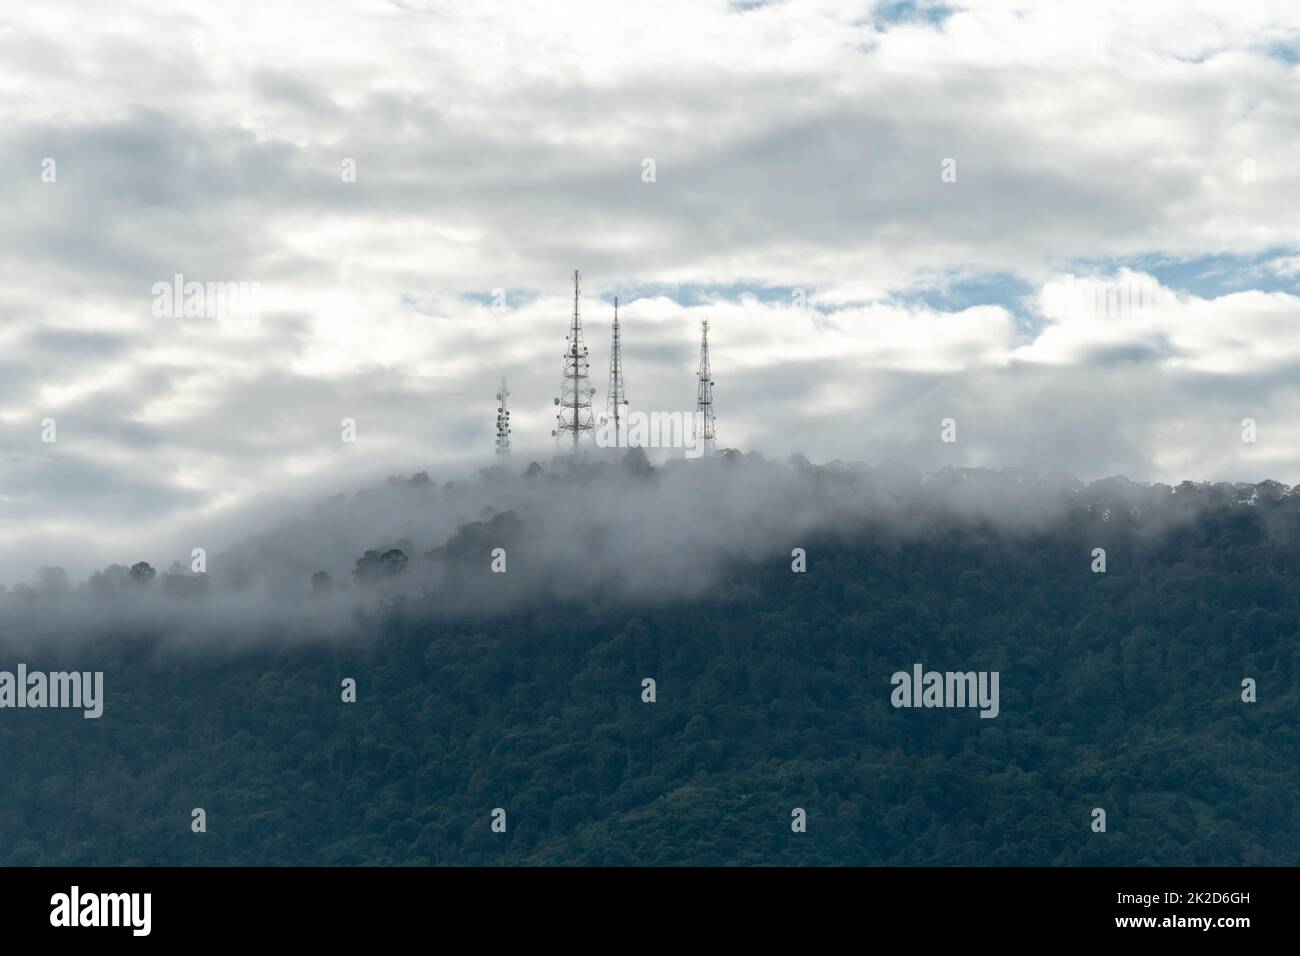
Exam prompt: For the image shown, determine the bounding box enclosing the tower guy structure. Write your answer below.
[695,318,716,457]
[495,377,511,454]
[603,297,628,447]
[553,270,596,450]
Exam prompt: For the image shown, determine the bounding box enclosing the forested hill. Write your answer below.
[1,459,1297,864]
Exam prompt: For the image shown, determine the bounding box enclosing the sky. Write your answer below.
[0,0,1298,583]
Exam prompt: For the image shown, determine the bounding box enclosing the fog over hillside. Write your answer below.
[3,448,1296,646]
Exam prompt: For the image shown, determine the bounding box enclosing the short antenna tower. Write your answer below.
[495,377,511,454]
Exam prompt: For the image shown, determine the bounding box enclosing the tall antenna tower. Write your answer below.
[553,270,596,450]
[603,297,628,448]
[495,377,511,454]
[695,318,716,457]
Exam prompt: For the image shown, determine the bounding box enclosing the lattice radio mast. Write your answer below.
[604,297,629,448]
[695,318,716,457]
[553,270,596,450]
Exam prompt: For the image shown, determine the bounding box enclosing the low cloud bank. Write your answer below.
[1,448,1296,647]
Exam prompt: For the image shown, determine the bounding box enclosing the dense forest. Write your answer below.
[0,456,1296,865]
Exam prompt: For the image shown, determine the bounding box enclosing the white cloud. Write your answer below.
[1,0,1299,582]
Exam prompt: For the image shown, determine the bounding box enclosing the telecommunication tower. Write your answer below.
[495,377,511,454]
[604,297,629,447]
[553,270,596,450]
[695,319,716,457]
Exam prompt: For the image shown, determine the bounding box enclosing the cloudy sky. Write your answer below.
[1,0,1298,582]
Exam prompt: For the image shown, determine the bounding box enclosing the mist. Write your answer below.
[1,447,1295,648]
